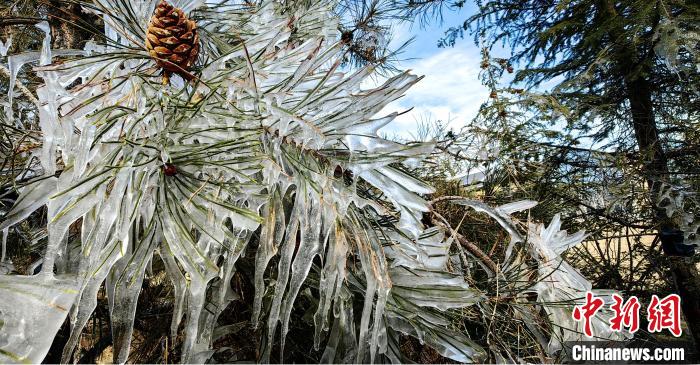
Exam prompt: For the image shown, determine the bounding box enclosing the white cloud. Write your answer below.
[375,43,488,138]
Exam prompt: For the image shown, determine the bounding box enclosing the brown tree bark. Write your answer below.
[599,0,700,351]
[42,1,101,50]
[625,74,700,350]
[48,1,86,49]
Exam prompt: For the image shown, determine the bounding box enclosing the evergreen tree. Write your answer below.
[410,0,700,348]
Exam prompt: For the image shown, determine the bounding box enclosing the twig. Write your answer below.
[0,17,44,27]
[430,195,471,205]
[429,206,499,273]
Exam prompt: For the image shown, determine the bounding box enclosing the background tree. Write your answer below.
[400,0,700,349]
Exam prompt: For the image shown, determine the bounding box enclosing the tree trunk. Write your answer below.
[625,72,700,351]
[597,0,700,349]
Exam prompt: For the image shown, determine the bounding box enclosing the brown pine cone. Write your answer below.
[145,0,200,81]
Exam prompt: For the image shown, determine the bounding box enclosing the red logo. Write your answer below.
[572,292,682,337]
[647,294,682,337]
[610,294,641,334]
[573,292,605,337]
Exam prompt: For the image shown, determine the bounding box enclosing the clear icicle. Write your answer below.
[180,276,208,363]
[1,228,7,263]
[356,275,377,363]
[262,205,300,363]
[0,36,11,56]
[278,197,325,356]
[108,227,156,364]
[160,248,188,340]
[252,194,285,326]
[313,221,348,349]
[6,52,38,122]
[35,21,52,66]
[369,286,389,363]
[320,290,357,363]
[0,179,57,233]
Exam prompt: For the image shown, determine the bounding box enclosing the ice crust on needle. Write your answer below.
[0,275,79,363]
[524,214,631,354]
[0,37,11,57]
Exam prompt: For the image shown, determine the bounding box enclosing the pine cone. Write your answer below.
[145,0,200,81]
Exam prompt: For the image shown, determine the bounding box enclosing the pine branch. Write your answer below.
[0,17,44,27]
[429,197,499,273]
[0,64,40,107]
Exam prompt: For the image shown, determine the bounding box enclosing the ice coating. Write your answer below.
[0,275,79,363]
[0,0,632,363]
[658,183,699,247]
[0,37,11,57]
[6,52,39,122]
[526,215,631,354]
[0,227,10,264]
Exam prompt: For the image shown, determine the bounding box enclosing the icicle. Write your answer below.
[60,174,139,362]
[180,276,208,363]
[278,198,326,356]
[0,37,11,56]
[527,215,630,354]
[60,241,123,363]
[360,168,432,211]
[0,227,11,273]
[35,75,63,175]
[35,21,52,66]
[313,222,348,349]
[320,290,357,362]
[1,228,7,263]
[498,200,538,215]
[251,194,285,326]
[369,285,389,363]
[193,231,251,358]
[261,206,300,363]
[356,276,377,363]
[109,234,156,364]
[0,177,57,232]
[390,266,483,310]
[348,209,393,363]
[160,248,188,340]
[73,125,96,177]
[6,51,41,122]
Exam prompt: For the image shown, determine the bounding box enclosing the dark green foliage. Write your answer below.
[401,0,700,351]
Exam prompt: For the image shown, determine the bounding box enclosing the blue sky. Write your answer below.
[377,4,492,138]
